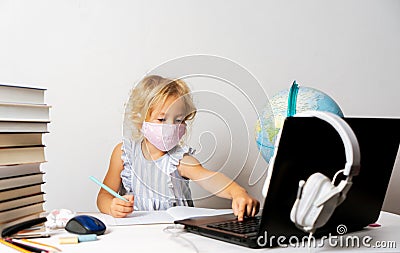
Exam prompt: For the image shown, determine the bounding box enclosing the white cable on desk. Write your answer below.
[163,225,200,253]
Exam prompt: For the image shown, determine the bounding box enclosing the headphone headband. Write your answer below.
[295,111,361,177]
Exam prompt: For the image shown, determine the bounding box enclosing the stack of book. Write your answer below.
[0,84,50,233]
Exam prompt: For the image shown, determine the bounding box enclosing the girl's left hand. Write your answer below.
[231,191,260,221]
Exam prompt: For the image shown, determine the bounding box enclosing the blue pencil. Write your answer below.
[89,176,129,202]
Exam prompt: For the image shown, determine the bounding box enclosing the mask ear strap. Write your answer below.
[287,80,299,117]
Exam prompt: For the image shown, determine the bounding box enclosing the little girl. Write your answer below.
[96,75,260,221]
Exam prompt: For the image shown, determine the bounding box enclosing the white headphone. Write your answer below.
[289,111,361,233]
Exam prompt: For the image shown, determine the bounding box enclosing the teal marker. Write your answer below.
[89,176,129,202]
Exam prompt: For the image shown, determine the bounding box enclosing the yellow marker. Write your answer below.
[59,234,97,244]
[59,236,79,244]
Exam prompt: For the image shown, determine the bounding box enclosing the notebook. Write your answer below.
[175,116,400,248]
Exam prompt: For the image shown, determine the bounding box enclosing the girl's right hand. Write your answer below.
[109,195,134,218]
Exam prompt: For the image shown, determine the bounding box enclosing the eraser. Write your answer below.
[78,234,97,242]
[59,236,78,244]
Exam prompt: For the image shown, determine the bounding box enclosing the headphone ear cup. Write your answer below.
[290,173,335,231]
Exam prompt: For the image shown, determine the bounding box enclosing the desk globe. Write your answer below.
[255,81,344,164]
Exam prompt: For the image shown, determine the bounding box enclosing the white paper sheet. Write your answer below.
[166,206,232,221]
[101,206,233,226]
[101,211,174,226]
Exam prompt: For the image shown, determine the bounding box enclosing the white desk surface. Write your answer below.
[4,211,400,253]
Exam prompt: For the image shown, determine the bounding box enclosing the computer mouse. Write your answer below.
[65,215,106,235]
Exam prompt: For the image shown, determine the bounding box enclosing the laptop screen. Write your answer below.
[259,117,400,237]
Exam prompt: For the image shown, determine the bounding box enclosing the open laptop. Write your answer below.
[175,116,400,248]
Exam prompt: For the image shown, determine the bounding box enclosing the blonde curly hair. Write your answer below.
[126,75,197,140]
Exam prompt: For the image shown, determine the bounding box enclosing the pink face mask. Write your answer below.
[141,122,186,151]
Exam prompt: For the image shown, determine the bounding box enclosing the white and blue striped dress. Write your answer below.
[120,138,194,211]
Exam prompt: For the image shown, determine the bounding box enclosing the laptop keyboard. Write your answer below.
[206,216,261,234]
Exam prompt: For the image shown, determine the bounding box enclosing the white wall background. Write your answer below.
[0,0,399,213]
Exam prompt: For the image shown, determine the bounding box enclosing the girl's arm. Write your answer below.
[178,155,260,221]
[96,143,134,218]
